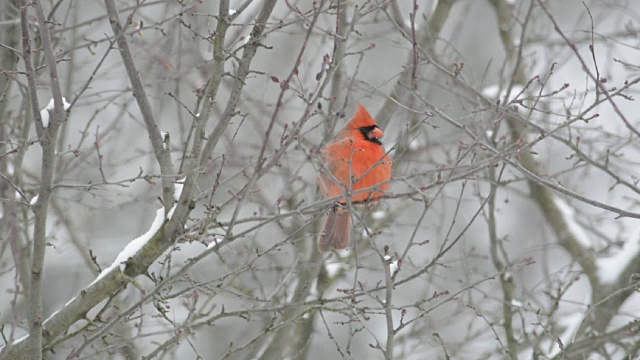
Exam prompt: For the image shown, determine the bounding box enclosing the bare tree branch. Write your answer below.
[103,0,175,209]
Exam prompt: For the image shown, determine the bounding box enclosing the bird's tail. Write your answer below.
[318,210,351,252]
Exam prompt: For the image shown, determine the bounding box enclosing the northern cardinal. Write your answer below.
[317,103,392,252]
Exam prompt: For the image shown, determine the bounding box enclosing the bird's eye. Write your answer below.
[359,125,384,144]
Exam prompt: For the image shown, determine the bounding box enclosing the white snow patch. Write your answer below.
[228,9,237,16]
[372,210,386,220]
[336,248,350,256]
[389,260,399,274]
[547,312,585,357]
[306,278,319,301]
[504,271,513,281]
[40,97,71,127]
[408,137,422,150]
[161,131,170,150]
[206,236,223,249]
[32,304,69,333]
[383,255,398,273]
[598,234,640,284]
[481,85,524,104]
[325,262,346,277]
[40,102,53,127]
[431,0,439,14]
[554,198,592,248]
[30,195,38,206]
[543,290,591,357]
[173,178,184,201]
[485,129,494,138]
[481,85,500,99]
[90,180,183,286]
[12,334,28,345]
[89,178,184,286]
[91,206,171,285]
[510,299,523,308]
[45,310,60,322]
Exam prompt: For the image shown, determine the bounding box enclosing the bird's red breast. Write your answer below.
[319,103,392,203]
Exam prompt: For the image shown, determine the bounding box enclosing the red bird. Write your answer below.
[318,103,392,252]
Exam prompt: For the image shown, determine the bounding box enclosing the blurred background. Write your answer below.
[1,0,640,358]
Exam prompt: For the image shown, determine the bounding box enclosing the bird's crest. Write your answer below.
[346,103,378,129]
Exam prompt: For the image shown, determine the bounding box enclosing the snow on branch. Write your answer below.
[598,234,640,284]
[481,84,525,104]
[40,97,70,127]
[554,196,640,284]
[90,181,184,285]
[553,198,593,249]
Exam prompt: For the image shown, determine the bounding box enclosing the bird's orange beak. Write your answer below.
[369,127,384,140]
